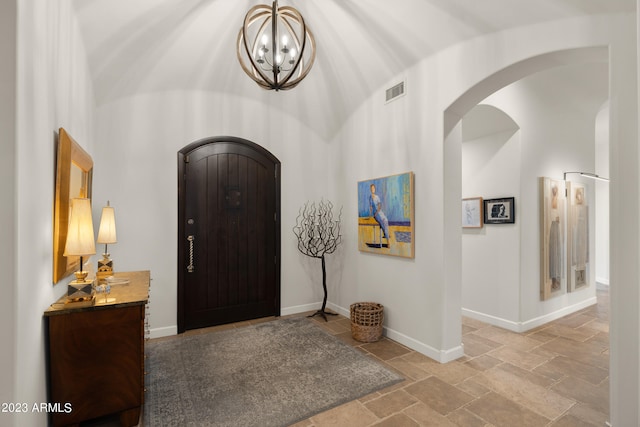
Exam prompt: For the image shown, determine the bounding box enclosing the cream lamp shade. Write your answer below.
[63,198,96,257]
[97,201,117,281]
[97,203,117,244]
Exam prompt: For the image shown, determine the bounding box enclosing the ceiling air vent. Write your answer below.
[385,81,405,103]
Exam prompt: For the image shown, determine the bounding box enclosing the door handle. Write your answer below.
[187,235,195,273]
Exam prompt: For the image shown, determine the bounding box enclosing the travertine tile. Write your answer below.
[551,414,600,427]
[361,339,411,361]
[566,402,610,426]
[551,376,609,415]
[462,317,489,330]
[465,392,550,427]
[471,325,520,343]
[456,378,491,398]
[553,313,595,329]
[494,362,556,388]
[372,413,419,427]
[462,333,503,357]
[477,365,575,420]
[427,360,480,385]
[539,337,609,369]
[364,389,418,418]
[310,401,378,426]
[446,407,489,427]
[386,358,431,381]
[488,345,551,370]
[405,376,474,415]
[542,324,599,342]
[403,402,459,426]
[534,355,608,385]
[464,354,503,372]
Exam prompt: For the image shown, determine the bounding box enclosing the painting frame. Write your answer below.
[52,128,93,284]
[540,177,566,300]
[567,181,589,292]
[357,172,414,258]
[483,197,515,224]
[462,197,483,228]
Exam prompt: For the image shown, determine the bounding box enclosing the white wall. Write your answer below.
[608,3,639,423]
[93,91,331,338]
[0,0,17,420]
[330,15,633,364]
[9,1,95,426]
[461,106,521,326]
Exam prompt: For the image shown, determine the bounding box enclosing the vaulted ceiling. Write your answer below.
[72,0,634,136]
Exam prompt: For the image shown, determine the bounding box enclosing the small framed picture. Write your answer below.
[484,197,515,224]
[462,197,483,228]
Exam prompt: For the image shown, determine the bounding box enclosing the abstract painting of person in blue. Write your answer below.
[369,183,390,245]
[358,172,414,258]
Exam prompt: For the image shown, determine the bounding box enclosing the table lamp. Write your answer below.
[64,198,96,301]
[97,201,117,281]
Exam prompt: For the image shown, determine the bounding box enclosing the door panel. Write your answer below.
[178,138,280,332]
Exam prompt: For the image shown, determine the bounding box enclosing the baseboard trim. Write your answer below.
[326,302,464,363]
[462,296,598,333]
[149,325,177,339]
[281,302,322,316]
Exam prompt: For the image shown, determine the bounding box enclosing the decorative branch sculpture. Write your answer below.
[293,199,342,321]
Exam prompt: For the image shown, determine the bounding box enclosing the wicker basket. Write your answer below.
[350,302,384,342]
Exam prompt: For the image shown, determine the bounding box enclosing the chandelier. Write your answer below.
[237,0,316,91]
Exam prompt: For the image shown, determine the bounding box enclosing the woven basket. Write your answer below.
[350,302,384,343]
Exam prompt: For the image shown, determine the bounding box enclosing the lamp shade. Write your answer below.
[97,203,117,244]
[63,198,96,256]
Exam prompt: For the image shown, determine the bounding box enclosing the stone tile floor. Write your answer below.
[87,286,609,426]
[294,286,609,426]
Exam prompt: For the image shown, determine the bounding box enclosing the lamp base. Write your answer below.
[97,255,114,281]
[64,295,95,307]
[67,279,95,302]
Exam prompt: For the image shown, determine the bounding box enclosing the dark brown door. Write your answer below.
[178,137,280,332]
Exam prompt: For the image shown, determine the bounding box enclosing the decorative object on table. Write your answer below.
[292,199,342,321]
[97,200,117,281]
[462,197,483,228]
[540,177,566,300]
[53,127,93,284]
[357,172,414,258]
[144,318,402,426]
[63,198,96,302]
[237,0,316,91]
[483,197,515,224]
[96,282,114,304]
[350,302,384,343]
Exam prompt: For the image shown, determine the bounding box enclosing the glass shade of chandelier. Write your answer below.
[237,0,316,91]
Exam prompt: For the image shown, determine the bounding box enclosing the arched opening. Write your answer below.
[444,46,609,332]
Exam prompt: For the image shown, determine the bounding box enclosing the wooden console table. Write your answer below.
[44,270,150,427]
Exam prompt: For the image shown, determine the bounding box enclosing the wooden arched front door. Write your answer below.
[177,136,281,332]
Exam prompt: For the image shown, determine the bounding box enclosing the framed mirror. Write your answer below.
[53,128,93,284]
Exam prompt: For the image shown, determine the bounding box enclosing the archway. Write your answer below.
[444,46,609,332]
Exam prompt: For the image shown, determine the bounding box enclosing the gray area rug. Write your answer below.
[144,317,403,426]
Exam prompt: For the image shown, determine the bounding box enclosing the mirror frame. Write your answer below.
[53,128,93,284]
